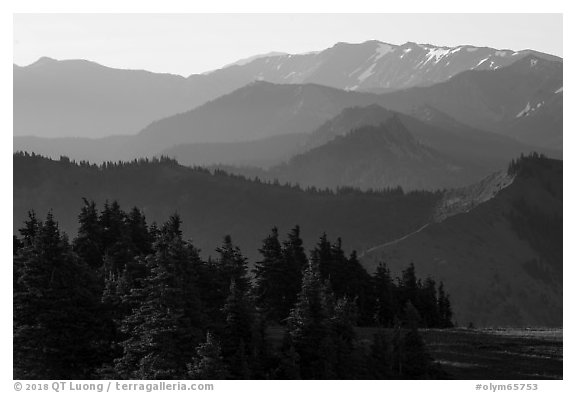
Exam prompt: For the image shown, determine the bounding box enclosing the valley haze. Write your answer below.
[13,15,563,382]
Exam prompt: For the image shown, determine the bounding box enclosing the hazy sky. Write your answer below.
[14,13,563,76]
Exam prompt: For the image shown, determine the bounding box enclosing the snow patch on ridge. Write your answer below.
[475,58,489,67]
[424,47,451,64]
[516,102,532,118]
[357,63,377,82]
[354,43,395,83]
[349,66,364,77]
[555,87,563,94]
[515,101,545,118]
[375,43,394,60]
[400,47,412,59]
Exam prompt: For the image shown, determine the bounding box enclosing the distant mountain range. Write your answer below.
[14,59,561,191]
[376,55,563,149]
[162,133,309,168]
[209,40,560,93]
[14,40,562,139]
[14,58,196,138]
[218,106,554,191]
[13,39,563,192]
[14,82,378,162]
[272,116,467,191]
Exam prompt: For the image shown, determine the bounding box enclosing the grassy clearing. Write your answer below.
[388,327,561,380]
[267,325,562,380]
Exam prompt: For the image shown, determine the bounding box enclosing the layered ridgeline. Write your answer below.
[361,154,562,327]
[219,106,553,191]
[13,152,439,262]
[14,58,196,138]
[377,55,563,149]
[15,54,562,175]
[14,40,561,139]
[14,82,377,162]
[14,152,561,327]
[269,117,480,191]
[209,40,560,93]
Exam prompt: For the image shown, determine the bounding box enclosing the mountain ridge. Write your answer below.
[14,40,562,139]
[13,152,440,262]
[360,155,562,327]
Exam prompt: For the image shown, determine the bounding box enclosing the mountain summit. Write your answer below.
[205,40,561,93]
[14,41,561,139]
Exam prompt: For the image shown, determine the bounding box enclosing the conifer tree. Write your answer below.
[249,313,273,379]
[14,212,104,379]
[231,340,251,379]
[253,227,284,321]
[115,215,204,379]
[286,260,334,379]
[194,256,226,329]
[419,277,440,328]
[13,203,452,380]
[399,263,419,310]
[401,328,433,379]
[275,341,301,379]
[99,201,132,274]
[373,263,397,327]
[74,199,103,269]
[279,225,308,320]
[312,234,373,324]
[216,235,250,294]
[342,249,374,324]
[221,280,255,374]
[99,201,126,251]
[13,235,23,255]
[437,282,454,328]
[18,210,40,247]
[329,297,358,379]
[388,302,434,379]
[188,332,230,379]
[219,230,266,379]
[369,329,392,378]
[126,207,153,256]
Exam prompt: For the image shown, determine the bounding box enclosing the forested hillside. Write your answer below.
[14,206,451,379]
[14,152,439,261]
[361,154,562,327]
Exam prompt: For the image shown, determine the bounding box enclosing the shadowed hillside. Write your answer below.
[360,154,562,327]
[13,152,439,261]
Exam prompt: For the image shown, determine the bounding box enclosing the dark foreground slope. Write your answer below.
[360,155,562,327]
[13,153,439,261]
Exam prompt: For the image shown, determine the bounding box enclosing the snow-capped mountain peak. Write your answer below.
[206,40,560,93]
